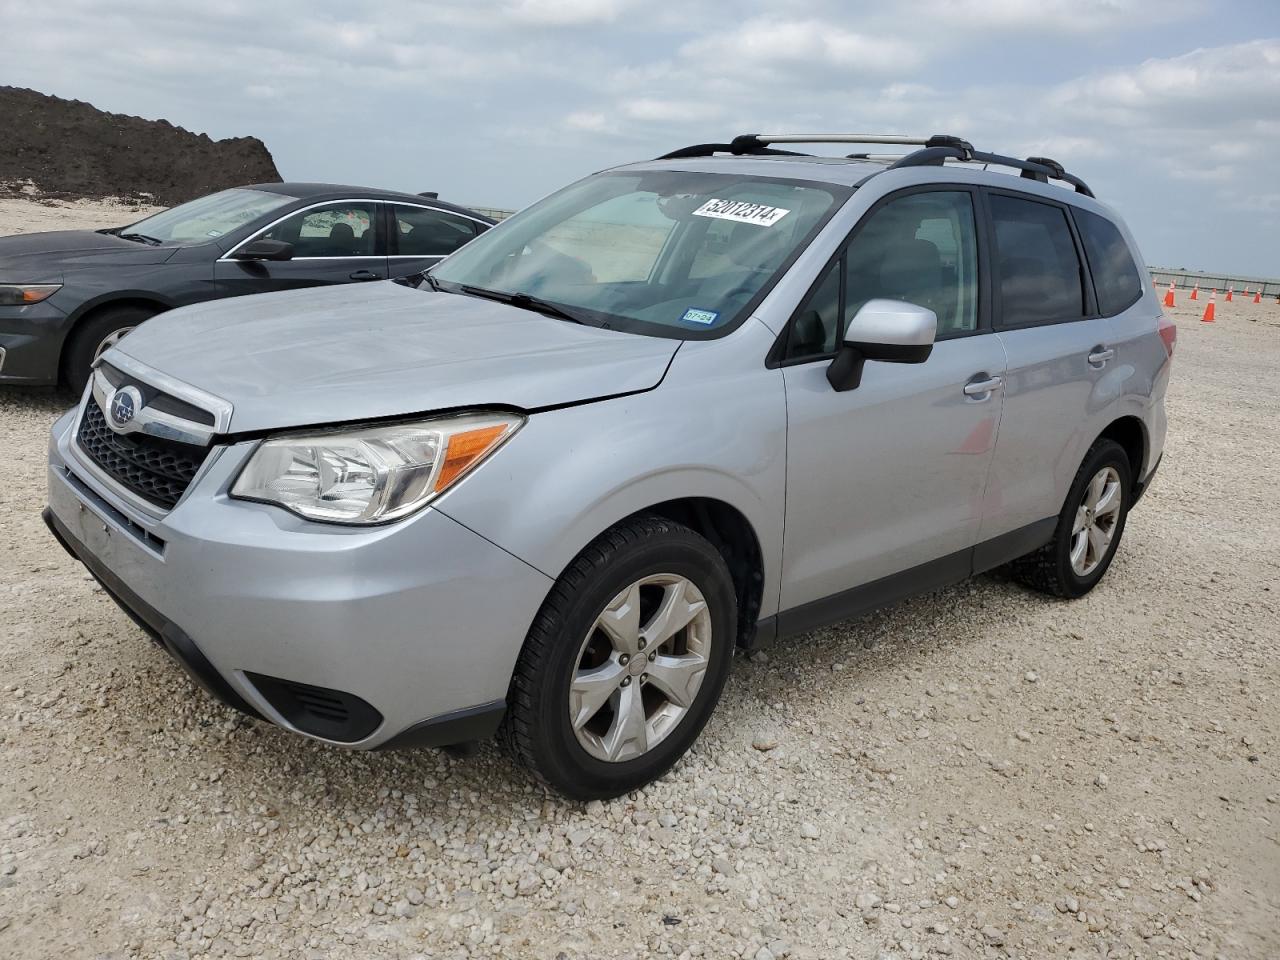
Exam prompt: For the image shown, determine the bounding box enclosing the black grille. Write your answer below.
[246,673,383,742]
[76,398,207,509]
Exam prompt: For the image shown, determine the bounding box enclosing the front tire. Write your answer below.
[1010,438,1132,599]
[501,515,736,800]
[63,304,156,393]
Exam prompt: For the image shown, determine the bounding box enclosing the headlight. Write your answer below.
[0,283,62,305]
[230,411,523,524]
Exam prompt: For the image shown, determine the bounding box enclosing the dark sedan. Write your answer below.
[0,183,495,390]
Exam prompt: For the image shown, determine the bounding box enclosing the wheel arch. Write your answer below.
[621,497,766,649]
[60,293,173,382]
[1095,415,1147,492]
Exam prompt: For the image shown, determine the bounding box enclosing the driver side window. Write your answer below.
[782,190,979,362]
[260,202,378,258]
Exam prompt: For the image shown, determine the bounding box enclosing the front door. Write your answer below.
[214,200,388,296]
[779,188,1005,625]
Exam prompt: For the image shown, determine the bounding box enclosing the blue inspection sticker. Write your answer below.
[680,307,720,326]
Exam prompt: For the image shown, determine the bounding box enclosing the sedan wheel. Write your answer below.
[92,326,135,364]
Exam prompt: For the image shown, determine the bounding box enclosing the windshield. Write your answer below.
[120,188,298,245]
[429,171,845,338]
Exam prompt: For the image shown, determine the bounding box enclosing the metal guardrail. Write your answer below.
[468,206,516,222]
[1149,268,1280,298]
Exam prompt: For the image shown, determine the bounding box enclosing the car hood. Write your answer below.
[108,282,680,433]
[0,230,176,279]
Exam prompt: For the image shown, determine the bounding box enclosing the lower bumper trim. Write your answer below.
[42,505,263,721]
[375,699,507,751]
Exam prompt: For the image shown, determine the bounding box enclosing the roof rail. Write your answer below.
[658,133,973,161]
[890,146,1094,197]
[655,132,1094,197]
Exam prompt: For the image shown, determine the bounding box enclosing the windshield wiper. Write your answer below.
[459,285,590,325]
[118,232,163,246]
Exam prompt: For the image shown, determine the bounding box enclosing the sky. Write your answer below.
[3,0,1278,276]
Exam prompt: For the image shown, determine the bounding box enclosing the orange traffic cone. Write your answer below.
[1190,285,1199,301]
[1226,287,1233,302]
[1202,290,1216,323]
[1253,289,1262,304]
[1163,282,1175,308]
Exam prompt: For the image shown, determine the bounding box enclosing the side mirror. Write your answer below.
[234,239,294,262]
[827,299,937,392]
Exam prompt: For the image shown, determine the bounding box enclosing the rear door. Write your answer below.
[386,202,488,280]
[214,200,388,297]
[978,189,1116,543]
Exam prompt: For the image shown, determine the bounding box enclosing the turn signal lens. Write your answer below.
[0,284,62,305]
[436,424,510,492]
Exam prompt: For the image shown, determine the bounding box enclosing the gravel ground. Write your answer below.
[2,202,1278,959]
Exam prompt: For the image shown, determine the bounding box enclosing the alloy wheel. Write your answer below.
[569,573,712,763]
[1070,466,1122,577]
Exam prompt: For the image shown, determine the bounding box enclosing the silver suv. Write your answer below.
[44,134,1174,799]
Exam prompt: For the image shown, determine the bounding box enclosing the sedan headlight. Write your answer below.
[0,283,62,305]
[230,411,523,524]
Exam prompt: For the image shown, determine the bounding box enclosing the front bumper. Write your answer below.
[0,300,69,384]
[45,409,553,749]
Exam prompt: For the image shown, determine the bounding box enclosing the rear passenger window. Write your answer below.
[1075,209,1142,316]
[989,194,1085,325]
[393,205,480,257]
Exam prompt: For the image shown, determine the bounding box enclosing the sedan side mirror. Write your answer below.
[827,299,937,392]
[234,239,294,262]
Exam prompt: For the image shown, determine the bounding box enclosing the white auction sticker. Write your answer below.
[691,198,791,227]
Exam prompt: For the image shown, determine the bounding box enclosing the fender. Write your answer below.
[433,322,789,618]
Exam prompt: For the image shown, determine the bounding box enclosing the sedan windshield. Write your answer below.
[119,188,298,245]
[429,171,845,338]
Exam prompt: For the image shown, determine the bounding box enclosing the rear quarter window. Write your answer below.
[1075,208,1143,316]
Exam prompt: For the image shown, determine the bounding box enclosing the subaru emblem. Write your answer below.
[107,386,142,430]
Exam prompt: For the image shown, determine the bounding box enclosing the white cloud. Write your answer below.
[912,0,1203,33]
[621,98,724,122]
[504,0,633,24]
[563,110,613,131]
[681,18,921,73]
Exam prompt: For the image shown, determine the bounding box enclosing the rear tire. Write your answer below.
[1010,439,1132,599]
[63,304,157,393]
[501,514,736,800]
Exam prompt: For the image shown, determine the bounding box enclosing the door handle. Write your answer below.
[963,375,1003,398]
[1088,346,1115,365]
[349,270,380,281]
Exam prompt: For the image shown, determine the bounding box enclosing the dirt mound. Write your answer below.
[0,87,281,206]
